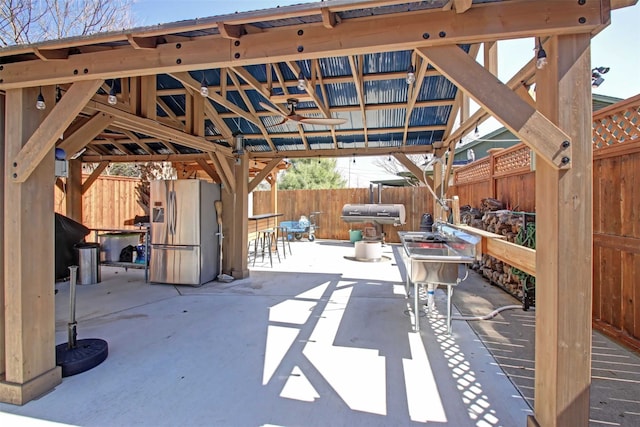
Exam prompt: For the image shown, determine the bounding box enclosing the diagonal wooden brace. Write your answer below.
[417,45,572,170]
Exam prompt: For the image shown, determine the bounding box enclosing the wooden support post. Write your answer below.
[66,158,83,222]
[1,87,62,405]
[231,154,249,279]
[531,34,593,427]
[433,159,445,221]
[487,148,503,200]
[270,172,278,214]
[221,182,235,276]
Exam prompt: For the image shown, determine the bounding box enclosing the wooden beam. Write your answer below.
[84,101,230,155]
[195,159,221,182]
[321,7,338,29]
[403,56,428,145]
[58,112,114,158]
[392,153,433,187]
[217,22,246,40]
[140,75,157,120]
[485,238,536,276]
[446,57,536,146]
[230,153,249,279]
[170,72,262,128]
[348,55,367,145]
[32,48,68,60]
[82,161,109,194]
[226,69,278,152]
[11,79,102,183]
[483,41,498,75]
[82,153,210,162]
[126,34,158,50]
[0,1,608,89]
[248,158,281,193]
[531,33,593,427]
[249,144,435,160]
[417,45,572,170]
[210,151,236,194]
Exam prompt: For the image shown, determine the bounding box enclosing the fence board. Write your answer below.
[253,186,435,243]
[55,175,144,229]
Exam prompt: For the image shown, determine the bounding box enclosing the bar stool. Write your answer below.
[256,228,280,267]
[277,224,292,258]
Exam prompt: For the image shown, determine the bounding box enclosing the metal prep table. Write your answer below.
[399,226,480,333]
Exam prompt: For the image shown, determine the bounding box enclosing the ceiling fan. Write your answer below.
[259,98,347,126]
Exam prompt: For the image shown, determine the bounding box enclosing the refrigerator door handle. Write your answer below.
[153,244,196,251]
[172,190,177,236]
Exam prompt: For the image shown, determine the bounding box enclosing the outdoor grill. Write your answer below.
[340,204,406,226]
[341,204,406,243]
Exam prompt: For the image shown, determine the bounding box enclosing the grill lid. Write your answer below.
[341,204,406,225]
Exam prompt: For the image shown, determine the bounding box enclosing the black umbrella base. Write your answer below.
[56,338,108,377]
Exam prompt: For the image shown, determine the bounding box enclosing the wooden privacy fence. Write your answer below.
[591,94,640,351]
[253,187,435,244]
[450,144,535,211]
[55,175,145,229]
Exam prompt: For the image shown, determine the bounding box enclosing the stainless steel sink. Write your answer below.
[399,228,480,333]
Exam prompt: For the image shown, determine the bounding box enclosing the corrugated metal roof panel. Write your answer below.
[406,130,445,145]
[364,79,408,104]
[339,2,444,19]
[250,14,322,29]
[324,82,358,107]
[363,50,412,74]
[366,108,406,129]
[273,138,306,151]
[409,105,452,127]
[318,56,352,78]
[418,75,458,101]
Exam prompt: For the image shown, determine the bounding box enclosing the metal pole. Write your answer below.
[67,265,78,349]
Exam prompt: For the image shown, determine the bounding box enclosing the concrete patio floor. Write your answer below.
[0,239,636,426]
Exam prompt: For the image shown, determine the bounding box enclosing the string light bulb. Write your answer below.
[297,72,306,91]
[108,80,117,105]
[474,123,480,138]
[536,37,548,70]
[406,64,416,85]
[200,73,209,97]
[36,87,46,110]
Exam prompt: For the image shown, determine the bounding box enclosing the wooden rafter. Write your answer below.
[348,55,367,146]
[156,96,185,129]
[226,69,278,152]
[170,71,262,128]
[117,128,154,154]
[443,0,473,13]
[321,7,338,29]
[402,55,428,146]
[126,34,158,50]
[102,137,134,155]
[249,144,435,160]
[85,101,229,155]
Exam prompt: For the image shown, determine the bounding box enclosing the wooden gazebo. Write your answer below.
[1,1,636,425]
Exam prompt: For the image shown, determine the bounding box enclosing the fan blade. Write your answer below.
[265,117,288,128]
[298,117,347,126]
[259,101,286,117]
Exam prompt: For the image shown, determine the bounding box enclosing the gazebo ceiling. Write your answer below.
[0,0,613,163]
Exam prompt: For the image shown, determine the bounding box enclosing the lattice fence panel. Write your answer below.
[494,144,531,177]
[593,96,640,150]
[454,158,490,184]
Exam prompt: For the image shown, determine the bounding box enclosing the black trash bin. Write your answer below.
[419,213,434,232]
[75,243,101,285]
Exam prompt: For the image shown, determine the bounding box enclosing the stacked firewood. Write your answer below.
[467,201,533,298]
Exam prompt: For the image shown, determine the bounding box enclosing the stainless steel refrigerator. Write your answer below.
[150,179,220,286]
